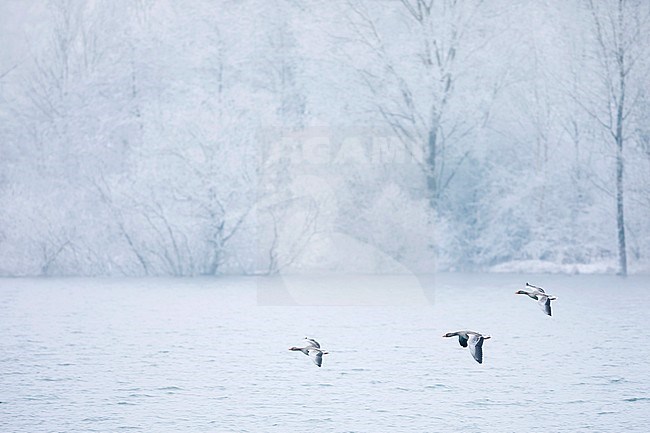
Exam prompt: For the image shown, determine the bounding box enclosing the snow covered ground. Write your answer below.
[1,274,649,432]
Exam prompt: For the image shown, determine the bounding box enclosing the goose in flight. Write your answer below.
[289,337,328,367]
[515,282,557,316]
[443,330,491,364]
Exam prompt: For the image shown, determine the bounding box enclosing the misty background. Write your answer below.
[1,0,649,277]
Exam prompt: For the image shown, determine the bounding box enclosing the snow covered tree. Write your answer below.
[339,0,493,209]
[579,0,650,275]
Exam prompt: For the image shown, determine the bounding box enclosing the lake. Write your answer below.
[1,274,649,432]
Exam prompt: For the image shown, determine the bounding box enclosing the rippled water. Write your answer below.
[1,274,649,432]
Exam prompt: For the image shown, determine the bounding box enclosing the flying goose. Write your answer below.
[289,337,328,367]
[515,282,557,316]
[443,330,491,364]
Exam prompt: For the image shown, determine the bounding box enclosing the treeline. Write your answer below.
[0,0,649,276]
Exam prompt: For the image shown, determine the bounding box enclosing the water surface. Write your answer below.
[1,274,649,432]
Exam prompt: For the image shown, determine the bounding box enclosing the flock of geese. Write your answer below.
[290,282,557,366]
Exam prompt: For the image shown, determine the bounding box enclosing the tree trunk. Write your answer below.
[615,17,627,277]
[615,113,627,276]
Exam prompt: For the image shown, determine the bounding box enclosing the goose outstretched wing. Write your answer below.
[526,282,545,293]
[308,349,324,367]
[537,295,552,316]
[304,337,320,348]
[468,334,485,364]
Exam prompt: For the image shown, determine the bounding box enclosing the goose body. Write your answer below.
[289,337,328,367]
[443,330,491,364]
[516,283,557,316]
